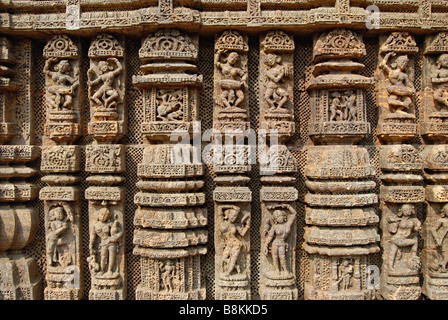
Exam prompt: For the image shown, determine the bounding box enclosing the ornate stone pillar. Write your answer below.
[376,32,423,300]
[304,29,379,300]
[40,35,83,300]
[258,30,298,300]
[85,34,127,300]
[421,32,448,300]
[213,30,252,300]
[132,29,207,300]
[0,38,41,300]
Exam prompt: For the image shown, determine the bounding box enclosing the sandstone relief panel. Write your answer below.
[1,0,448,302]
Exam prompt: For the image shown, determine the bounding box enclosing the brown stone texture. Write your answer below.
[1,0,448,300]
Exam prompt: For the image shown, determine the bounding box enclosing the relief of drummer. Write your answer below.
[215,49,248,112]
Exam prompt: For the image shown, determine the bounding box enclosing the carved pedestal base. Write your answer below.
[44,287,81,300]
[377,114,417,143]
[421,112,448,143]
[0,252,41,300]
[304,253,377,300]
[135,255,206,300]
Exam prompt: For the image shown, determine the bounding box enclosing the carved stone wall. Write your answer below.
[1,0,448,301]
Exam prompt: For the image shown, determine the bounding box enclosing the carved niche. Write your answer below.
[87,34,126,142]
[213,30,249,134]
[133,29,201,142]
[376,32,419,142]
[422,32,448,143]
[43,35,81,143]
[307,29,373,144]
[259,30,295,142]
[133,29,207,300]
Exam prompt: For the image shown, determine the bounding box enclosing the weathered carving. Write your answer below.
[133,29,206,300]
[304,29,379,301]
[133,30,201,141]
[376,32,419,142]
[86,192,126,300]
[43,35,81,143]
[213,30,249,134]
[422,33,448,143]
[87,34,125,141]
[260,30,294,142]
[40,197,83,300]
[307,29,373,144]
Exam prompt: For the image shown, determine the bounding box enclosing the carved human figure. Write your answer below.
[343,90,357,121]
[388,204,421,270]
[156,89,184,121]
[379,52,415,114]
[215,50,247,111]
[432,53,448,111]
[329,91,343,121]
[429,203,448,271]
[88,206,123,277]
[337,259,354,291]
[262,204,296,276]
[263,53,290,113]
[159,260,177,292]
[46,204,70,267]
[87,58,123,111]
[44,57,79,112]
[219,205,250,277]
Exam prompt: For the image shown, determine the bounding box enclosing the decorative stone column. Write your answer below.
[213,30,252,300]
[376,32,423,300]
[258,30,298,300]
[304,29,379,300]
[40,35,83,300]
[0,38,41,300]
[85,34,127,300]
[132,29,207,300]
[421,32,448,300]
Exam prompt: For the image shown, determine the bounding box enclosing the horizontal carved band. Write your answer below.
[137,163,204,178]
[305,193,378,207]
[305,207,379,227]
[134,192,206,207]
[134,207,207,229]
[260,187,298,202]
[380,186,425,203]
[133,245,207,259]
[0,145,39,163]
[213,187,252,202]
[0,183,38,202]
[133,229,208,248]
[304,226,380,247]
[39,186,79,201]
[85,187,124,201]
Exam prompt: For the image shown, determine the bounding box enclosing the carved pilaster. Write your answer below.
[377,32,423,300]
[421,32,448,300]
[304,29,379,300]
[259,30,298,300]
[40,35,83,300]
[85,34,127,300]
[213,30,251,300]
[132,29,207,300]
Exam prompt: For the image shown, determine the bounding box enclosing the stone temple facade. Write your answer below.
[0,0,448,300]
